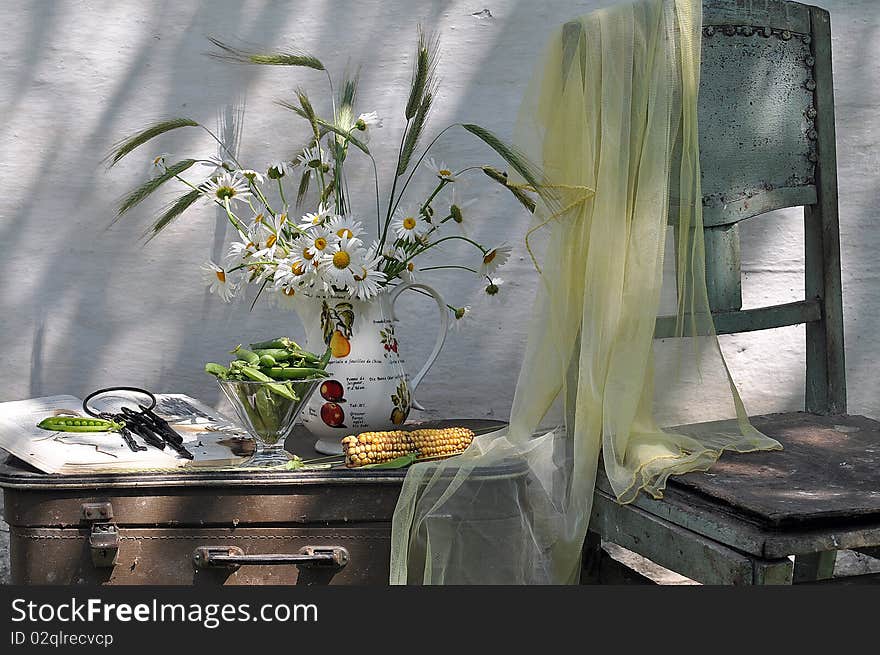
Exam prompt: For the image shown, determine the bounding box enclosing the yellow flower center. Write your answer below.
[292,262,305,276]
[215,270,226,283]
[283,287,296,297]
[403,217,416,230]
[439,169,452,177]
[314,237,327,251]
[337,228,353,238]
[332,251,351,269]
[266,234,277,248]
[215,186,237,201]
[483,250,497,265]
[255,213,264,223]
[407,262,415,272]
[311,215,322,224]
[303,248,314,260]
[279,213,287,225]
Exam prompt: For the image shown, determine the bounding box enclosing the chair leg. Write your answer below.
[793,550,837,583]
[580,531,603,584]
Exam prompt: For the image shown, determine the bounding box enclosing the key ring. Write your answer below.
[83,386,157,418]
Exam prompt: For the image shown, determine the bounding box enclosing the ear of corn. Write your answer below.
[342,427,475,468]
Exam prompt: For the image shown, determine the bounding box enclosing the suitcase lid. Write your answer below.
[0,419,515,490]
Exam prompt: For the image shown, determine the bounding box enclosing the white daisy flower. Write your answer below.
[267,161,292,180]
[273,285,301,309]
[297,204,334,231]
[297,146,328,169]
[200,261,237,302]
[298,225,334,261]
[449,188,478,235]
[480,243,512,277]
[239,169,265,185]
[328,214,365,240]
[355,111,382,130]
[449,305,474,332]
[151,153,170,173]
[203,154,236,176]
[390,209,427,244]
[226,238,256,263]
[484,277,505,303]
[199,172,251,205]
[318,235,365,291]
[425,157,456,182]
[349,253,387,301]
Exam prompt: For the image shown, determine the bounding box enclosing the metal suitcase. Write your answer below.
[0,419,507,585]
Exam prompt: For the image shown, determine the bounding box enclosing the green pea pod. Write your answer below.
[37,416,121,432]
[232,345,260,367]
[253,349,294,361]
[205,362,229,378]
[254,387,280,439]
[249,337,299,351]
[318,346,332,369]
[266,367,330,380]
[259,354,277,367]
[239,366,298,401]
[362,453,417,469]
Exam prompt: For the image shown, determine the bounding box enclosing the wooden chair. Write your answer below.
[580,0,880,584]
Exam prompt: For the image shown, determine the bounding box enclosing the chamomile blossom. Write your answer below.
[425,157,457,182]
[349,253,387,301]
[239,169,265,185]
[203,154,236,176]
[151,153,170,173]
[480,243,512,277]
[297,203,334,230]
[319,235,365,290]
[328,214,365,240]
[450,305,474,332]
[449,188,478,235]
[354,111,382,141]
[226,238,256,263]
[298,225,334,261]
[483,277,505,303]
[267,161,291,179]
[199,172,251,205]
[297,145,329,169]
[390,209,427,244]
[200,261,237,302]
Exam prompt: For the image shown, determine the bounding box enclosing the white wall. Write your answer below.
[0,0,878,424]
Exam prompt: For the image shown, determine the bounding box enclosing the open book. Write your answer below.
[0,393,255,474]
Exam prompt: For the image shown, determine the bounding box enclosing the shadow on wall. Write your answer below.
[1,0,875,422]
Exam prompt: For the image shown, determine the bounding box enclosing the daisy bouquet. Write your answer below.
[108,30,544,326]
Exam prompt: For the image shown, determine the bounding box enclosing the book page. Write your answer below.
[0,394,253,474]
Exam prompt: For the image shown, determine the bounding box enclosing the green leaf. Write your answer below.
[362,453,417,469]
[296,168,311,208]
[106,118,200,167]
[207,37,324,71]
[117,159,197,219]
[143,189,202,240]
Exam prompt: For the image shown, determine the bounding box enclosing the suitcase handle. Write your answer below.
[192,545,348,570]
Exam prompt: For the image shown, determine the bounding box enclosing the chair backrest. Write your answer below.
[690,0,845,415]
[562,0,844,414]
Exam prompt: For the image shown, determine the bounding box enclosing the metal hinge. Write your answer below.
[81,502,119,568]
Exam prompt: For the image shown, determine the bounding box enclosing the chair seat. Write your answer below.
[668,412,880,528]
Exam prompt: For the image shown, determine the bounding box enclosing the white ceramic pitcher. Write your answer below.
[294,282,449,454]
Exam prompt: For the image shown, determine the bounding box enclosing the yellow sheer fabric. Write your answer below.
[390,0,781,585]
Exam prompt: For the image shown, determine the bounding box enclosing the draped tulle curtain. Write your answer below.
[389,0,781,585]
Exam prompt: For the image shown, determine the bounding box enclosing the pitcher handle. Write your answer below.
[388,281,449,411]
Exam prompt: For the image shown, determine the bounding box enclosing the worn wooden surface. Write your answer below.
[671,412,880,526]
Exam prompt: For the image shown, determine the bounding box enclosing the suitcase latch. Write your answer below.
[81,502,119,568]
